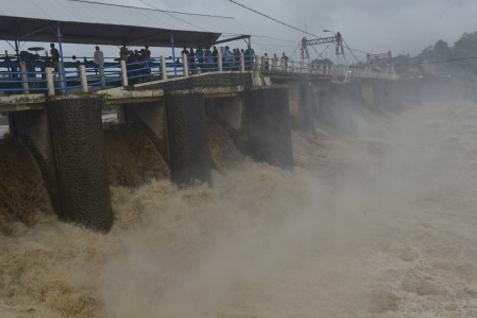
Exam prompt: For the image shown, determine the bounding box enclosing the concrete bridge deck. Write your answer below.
[0,54,396,112]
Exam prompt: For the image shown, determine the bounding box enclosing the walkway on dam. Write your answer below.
[0,54,395,112]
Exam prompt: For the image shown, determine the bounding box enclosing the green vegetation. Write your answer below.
[394,31,477,79]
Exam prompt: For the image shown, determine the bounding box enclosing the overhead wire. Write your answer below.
[289,43,301,60]
[342,39,362,63]
[227,0,320,38]
[137,0,211,32]
[68,0,235,18]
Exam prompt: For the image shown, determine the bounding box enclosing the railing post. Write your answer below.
[182,52,189,77]
[20,62,29,94]
[100,65,106,88]
[120,60,128,87]
[79,65,88,93]
[160,56,168,80]
[217,50,223,72]
[46,67,55,96]
[240,51,245,72]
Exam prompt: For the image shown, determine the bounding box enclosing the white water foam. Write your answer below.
[1,97,477,317]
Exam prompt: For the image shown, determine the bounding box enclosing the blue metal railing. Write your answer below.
[0,54,396,96]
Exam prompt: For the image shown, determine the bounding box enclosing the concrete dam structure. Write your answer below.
[1,70,408,232]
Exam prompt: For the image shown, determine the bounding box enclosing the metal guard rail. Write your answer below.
[0,52,397,96]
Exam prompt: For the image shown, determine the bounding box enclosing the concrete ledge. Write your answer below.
[137,72,254,93]
[98,88,165,105]
[0,94,46,112]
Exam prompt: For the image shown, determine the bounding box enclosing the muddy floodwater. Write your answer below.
[1,97,477,317]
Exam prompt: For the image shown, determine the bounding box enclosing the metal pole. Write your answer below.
[171,32,177,76]
[56,22,67,94]
[14,39,20,60]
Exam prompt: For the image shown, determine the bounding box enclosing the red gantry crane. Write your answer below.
[300,31,345,65]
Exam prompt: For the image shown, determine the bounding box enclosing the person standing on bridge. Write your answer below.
[196,47,204,71]
[93,46,105,86]
[50,43,60,72]
[144,45,151,60]
[272,53,279,70]
[223,46,234,70]
[119,45,129,61]
[262,53,270,71]
[212,46,219,71]
[94,46,104,72]
[204,47,212,72]
[281,52,288,71]
[189,48,196,74]
[244,45,255,70]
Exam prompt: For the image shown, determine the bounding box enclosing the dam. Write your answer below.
[4,1,477,318]
[0,0,399,232]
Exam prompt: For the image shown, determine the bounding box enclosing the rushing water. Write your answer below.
[1,96,477,317]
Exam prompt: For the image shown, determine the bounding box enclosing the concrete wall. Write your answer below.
[10,109,60,212]
[123,101,169,162]
[205,97,248,153]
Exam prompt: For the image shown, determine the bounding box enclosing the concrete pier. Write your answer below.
[166,93,212,185]
[47,96,113,232]
[244,86,293,169]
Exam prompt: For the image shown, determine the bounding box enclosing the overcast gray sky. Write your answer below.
[103,0,477,57]
[5,0,477,60]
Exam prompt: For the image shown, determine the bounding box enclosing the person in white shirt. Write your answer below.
[94,46,104,68]
[94,46,105,84]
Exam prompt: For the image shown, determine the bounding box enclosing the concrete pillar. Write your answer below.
[120,60,128,87]
[47,95,113,232]
[244,86,293,169]
[100,65,106,88]
[19,62,29,94]
[166,93,212,185]
[299,80,316,131]
[79,65,88,93]
[217,50,223,72]
[240,51,245,72]
[182,52,189,77]
[46,68,55,96]
[160,56,168,80]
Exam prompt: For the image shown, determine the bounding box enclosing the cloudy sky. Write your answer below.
[100,0,477,57]
[4,0,477,60]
